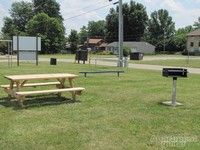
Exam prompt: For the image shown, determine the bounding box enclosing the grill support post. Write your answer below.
[163,77,182,106]
[172,77,177,105]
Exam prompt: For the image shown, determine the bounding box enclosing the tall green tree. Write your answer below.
[147,9,175,52]
[124,1,148,41]
[31,0,65,53]
[105,8,118,42]
[105,0,148,42]
[27,13,65,54]
[79,26,88,44]
[33,0,63,22]
[87,20,106,38]
[1,1,34,36]
[68,30,79,54]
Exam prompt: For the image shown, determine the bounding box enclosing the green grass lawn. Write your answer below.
[0,61,199,150]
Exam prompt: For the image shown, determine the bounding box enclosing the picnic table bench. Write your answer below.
[79,70,124,77]
[0,73,85,107]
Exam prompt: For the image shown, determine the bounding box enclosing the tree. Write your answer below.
[170,29,187,52]
[79,26,88,44]
[1,1,34,36]
[105,8,118,42]
[147,9,175,52]
[68,30,79,54]
[0,36,7,54]
[27,13,65,54]
[33,0,63,22]
[124,1,148,41]
[1,0,66,54]
[170,25,194,52]
[184,25,194,33]
[193,17,200,29]
[105,0,148,42]
[87,20,106,38]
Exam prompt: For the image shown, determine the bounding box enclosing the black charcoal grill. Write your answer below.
[162,68,188,78]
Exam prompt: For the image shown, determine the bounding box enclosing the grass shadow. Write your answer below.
[0,95,81,110]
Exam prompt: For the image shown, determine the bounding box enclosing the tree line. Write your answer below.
[1,0,200,54]
[1,0,65,54]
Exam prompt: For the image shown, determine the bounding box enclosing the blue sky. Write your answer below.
[0,0,200,35]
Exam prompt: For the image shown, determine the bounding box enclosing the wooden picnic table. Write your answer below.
[1,73,85,107]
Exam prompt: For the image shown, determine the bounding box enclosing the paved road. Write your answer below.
[1,55,200,74]
[89,59,200,74]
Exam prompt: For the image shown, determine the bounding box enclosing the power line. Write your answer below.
[64,1,118,21]
[63,1,105,15]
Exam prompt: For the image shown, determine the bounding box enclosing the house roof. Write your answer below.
[88,39,102,44]
[97,42,108,47]
[107,41,155,48]
[186,28,200,36]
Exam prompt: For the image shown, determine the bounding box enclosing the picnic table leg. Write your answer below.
[57,78,66,97]
[8,81,14,100]
[18,96,25,108]
[16,81,20,92]
[68,78,76,101]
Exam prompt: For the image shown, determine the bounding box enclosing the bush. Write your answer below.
[182,49,200,56]
[123,46,131,57]
[97,51,111,55]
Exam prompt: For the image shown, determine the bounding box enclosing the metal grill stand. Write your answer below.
[163,77,182,106]
[162,68,188,106]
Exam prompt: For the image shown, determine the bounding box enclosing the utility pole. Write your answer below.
[109,0,123,67]
[118,0,123,67]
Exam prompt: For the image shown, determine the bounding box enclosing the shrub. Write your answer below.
[123,46,131,57]
[97,51,111,55]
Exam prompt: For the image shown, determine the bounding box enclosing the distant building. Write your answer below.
[186,28,200,53]
[106,42,155,54]
[84,38,108,53]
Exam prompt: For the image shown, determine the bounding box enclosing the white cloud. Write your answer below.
[160,0,184,12]
[186,0,200,3]
[174,8,200,28]
[142,0,200,29]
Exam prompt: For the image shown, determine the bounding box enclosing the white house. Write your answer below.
[106,41,155,54]
[186,28,200,53]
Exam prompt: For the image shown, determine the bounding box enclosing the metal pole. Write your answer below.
[17,35,19,66]
[36,36,38,66]
[172,77,177,105]
[118,0,123,67]
[7,41,10,67]
[163,30,165,54]
[11,41,13,67]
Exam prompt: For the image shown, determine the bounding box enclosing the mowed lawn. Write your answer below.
[0,60,199,150]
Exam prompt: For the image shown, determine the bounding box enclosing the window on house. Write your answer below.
[199,41,200,47]
[190,42,194,47]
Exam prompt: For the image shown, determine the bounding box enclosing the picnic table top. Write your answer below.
[4,73,78,81]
